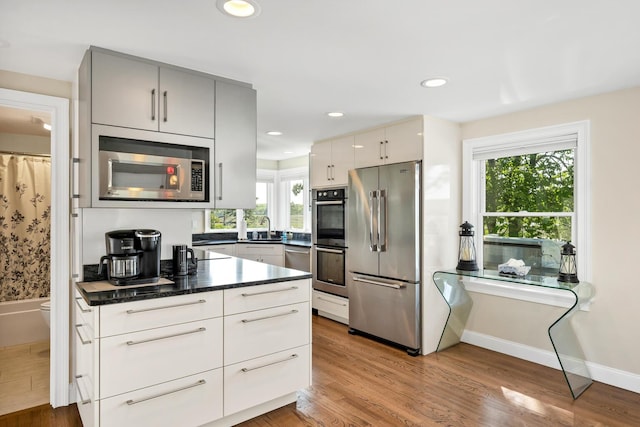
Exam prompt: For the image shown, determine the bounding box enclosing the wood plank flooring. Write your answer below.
[2,315,640,426]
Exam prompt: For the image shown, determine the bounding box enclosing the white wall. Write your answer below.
[81,208,193,266]
[460,86,640,378]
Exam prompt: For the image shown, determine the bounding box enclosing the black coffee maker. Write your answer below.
[99,229,161,285]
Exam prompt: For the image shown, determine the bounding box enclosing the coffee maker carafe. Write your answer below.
[99,229,161,285]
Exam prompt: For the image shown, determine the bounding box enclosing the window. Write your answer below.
[279,167,310,232]
[244,181,271,229]
[463,121,590,280]
[209,208,238,230]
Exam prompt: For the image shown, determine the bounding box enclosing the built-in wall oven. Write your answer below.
[312,188,348,298]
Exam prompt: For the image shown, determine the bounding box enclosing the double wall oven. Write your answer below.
[312,188,348,298]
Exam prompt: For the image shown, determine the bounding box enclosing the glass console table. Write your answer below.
[433,269,594,399]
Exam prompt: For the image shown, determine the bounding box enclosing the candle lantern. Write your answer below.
[456,221,479,271]
[558,241,579,283]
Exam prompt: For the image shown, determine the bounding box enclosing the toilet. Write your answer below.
[40,300,51,328]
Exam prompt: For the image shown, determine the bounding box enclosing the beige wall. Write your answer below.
[0,133,51,154]
[0,69,72,99]
[461,86,640,374]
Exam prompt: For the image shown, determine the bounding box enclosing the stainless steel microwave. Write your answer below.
[94,125,210,202]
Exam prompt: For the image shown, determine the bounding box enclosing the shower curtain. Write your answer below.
[0,154,51,302]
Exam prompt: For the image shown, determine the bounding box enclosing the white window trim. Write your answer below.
[277,166,311,232]
[462,121,591,305]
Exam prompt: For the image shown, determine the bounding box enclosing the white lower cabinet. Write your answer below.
[224,345,311,416]
[235,243,284,267]
[74,278,312,427]
[100,369,223,427]
[313,290,349,324]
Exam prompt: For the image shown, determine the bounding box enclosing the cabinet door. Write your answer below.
[310,141,332,188]
[159,67,216,138]
[330,135,355,186]
[354,128,385,168]
[384,119,423,164]
[91,51,159,131]
[214,81,257,208]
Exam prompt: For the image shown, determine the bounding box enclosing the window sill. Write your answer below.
[461,276,591,311]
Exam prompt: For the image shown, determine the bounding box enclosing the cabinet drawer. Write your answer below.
[312,290,349,324]
[75,291,96,334]
[99,292,223,337]
[224,345,310,416]
[224,279,310,315]
[100,318,223,399]
[236,244,283,256]
[224,302,310,365]
[74,324,95,400]
[75,376,96,427]
[100,368,223,427]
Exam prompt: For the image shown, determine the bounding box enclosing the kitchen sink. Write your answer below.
[247,238,282,242]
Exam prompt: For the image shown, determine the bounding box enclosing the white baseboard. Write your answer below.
[461,330,640,394]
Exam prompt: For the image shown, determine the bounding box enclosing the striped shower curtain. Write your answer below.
[0,154,51,302]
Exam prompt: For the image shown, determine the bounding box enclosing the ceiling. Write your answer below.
[1,1,640,160]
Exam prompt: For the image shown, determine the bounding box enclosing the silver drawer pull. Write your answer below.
[317,296,347,307]
[75,375,91,405]
[75,297,92,313]
[241,354,298,373]
[126,327,206,346]
[241,286,298,297]
[241,309,298,323]
[126,299,206,314]
[75,324,92,345]
[353,276,403,289]
[126,379,206,406]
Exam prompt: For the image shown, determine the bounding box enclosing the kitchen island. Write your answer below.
[75,253,312,427]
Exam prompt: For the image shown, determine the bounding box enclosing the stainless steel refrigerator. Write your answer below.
[347,161,421,355]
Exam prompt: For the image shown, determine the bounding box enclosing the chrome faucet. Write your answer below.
[261,216,272,238]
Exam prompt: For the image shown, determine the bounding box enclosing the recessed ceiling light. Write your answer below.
[266,131,282,136]
[327,112,344,118]
[420,78,448,88]
[216,0,261,18]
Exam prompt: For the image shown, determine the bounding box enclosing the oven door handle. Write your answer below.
[315,246,344,254]
[315,200,344,206]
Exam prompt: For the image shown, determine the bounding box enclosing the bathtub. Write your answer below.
[0,297,50,347]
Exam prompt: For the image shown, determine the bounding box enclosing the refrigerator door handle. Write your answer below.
[353,276,404,289]
[368,190,378,251]
[378,189,386,252]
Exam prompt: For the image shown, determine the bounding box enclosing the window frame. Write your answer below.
[278,166,310,232]
[463,120,591,282]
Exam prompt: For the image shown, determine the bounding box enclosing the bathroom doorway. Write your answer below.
[0,88,70,410]
[0,106,52,414]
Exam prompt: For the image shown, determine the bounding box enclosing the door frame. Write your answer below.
[0,88,70,407]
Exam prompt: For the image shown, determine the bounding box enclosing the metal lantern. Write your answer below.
[456,221,479,271]
[558,241,579,283]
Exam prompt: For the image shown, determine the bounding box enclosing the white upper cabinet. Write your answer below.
[310,135,354,188]
[214,80,257,208]
[91,50,215,139]
[354,118,423,168]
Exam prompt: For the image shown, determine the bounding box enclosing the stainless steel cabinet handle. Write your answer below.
[126,380,206,405]
[315,200,344,206]
[379,140,384,160]
[285,249,309,254]
[241,286,298,297]
[126,299,206,314]
[163,90,168,122]
[331,164,335,180]
[384,140,389,159]
[151,89,156,121]
[241,354,298,372]
[353,276,403,289]
[315,246,344,254]
[317,296,347,307]
[75,297,92,313]
[217,162,223,201]
[241,309,298,323]
[126,327,206,346]
[75,375,91,405]
[326,165,331,181]
[75,324,92,345]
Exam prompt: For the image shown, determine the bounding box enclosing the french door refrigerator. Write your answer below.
[347,160,421,355]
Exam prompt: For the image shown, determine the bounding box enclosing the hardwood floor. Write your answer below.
[2,315,639,426]
[0,341,50,416]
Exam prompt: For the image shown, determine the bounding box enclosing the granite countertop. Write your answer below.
[77,254,311,306]
[193,239,312,248]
